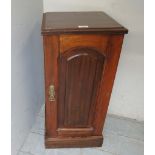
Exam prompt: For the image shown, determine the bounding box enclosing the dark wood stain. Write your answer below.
[45,136,103,148]
[42,11,128,148]
[58,48,105,128]
[43,35,59,138]
[60,34,109,55]
[42,12,128,35]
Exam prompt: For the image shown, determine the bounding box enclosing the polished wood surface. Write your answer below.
[93,35,124,135]
[42,12,128,34]
[45,136,103,148]
[43,35,59,138]
[42,12,128,148]
[58,47,105,129]
[60,34,109,54]
[57,127,93,137]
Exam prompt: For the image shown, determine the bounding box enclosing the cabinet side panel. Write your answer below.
[93,35,124,135]
[43,35,59,137]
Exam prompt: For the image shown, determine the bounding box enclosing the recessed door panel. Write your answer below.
[58,47,105,130]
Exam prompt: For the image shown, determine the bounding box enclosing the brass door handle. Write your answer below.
[49,85,55,101]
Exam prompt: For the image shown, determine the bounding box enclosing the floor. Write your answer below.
[17,105,144,155]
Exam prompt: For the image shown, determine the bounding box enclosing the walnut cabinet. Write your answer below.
[41,12,128,148]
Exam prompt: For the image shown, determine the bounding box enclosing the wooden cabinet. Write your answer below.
[41,12,128,148]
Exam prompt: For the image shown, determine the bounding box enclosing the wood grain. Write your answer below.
[41,12,128,34]
[58,47,105,129]
[43,35,59,137]
[45,136,103,148]
[93,35,124,135]
[60,34,109,54]
[42,11,128,148]
[57,127,93,137]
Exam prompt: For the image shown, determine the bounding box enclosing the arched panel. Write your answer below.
[58,47,105,128]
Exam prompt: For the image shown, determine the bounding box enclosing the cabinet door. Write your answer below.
[57,35,108,137]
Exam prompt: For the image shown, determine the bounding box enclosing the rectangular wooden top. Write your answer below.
[41,12,128,35]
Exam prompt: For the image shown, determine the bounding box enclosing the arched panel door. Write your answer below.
[58,47,105,134]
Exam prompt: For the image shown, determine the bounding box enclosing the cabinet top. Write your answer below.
[41,12,128,35]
